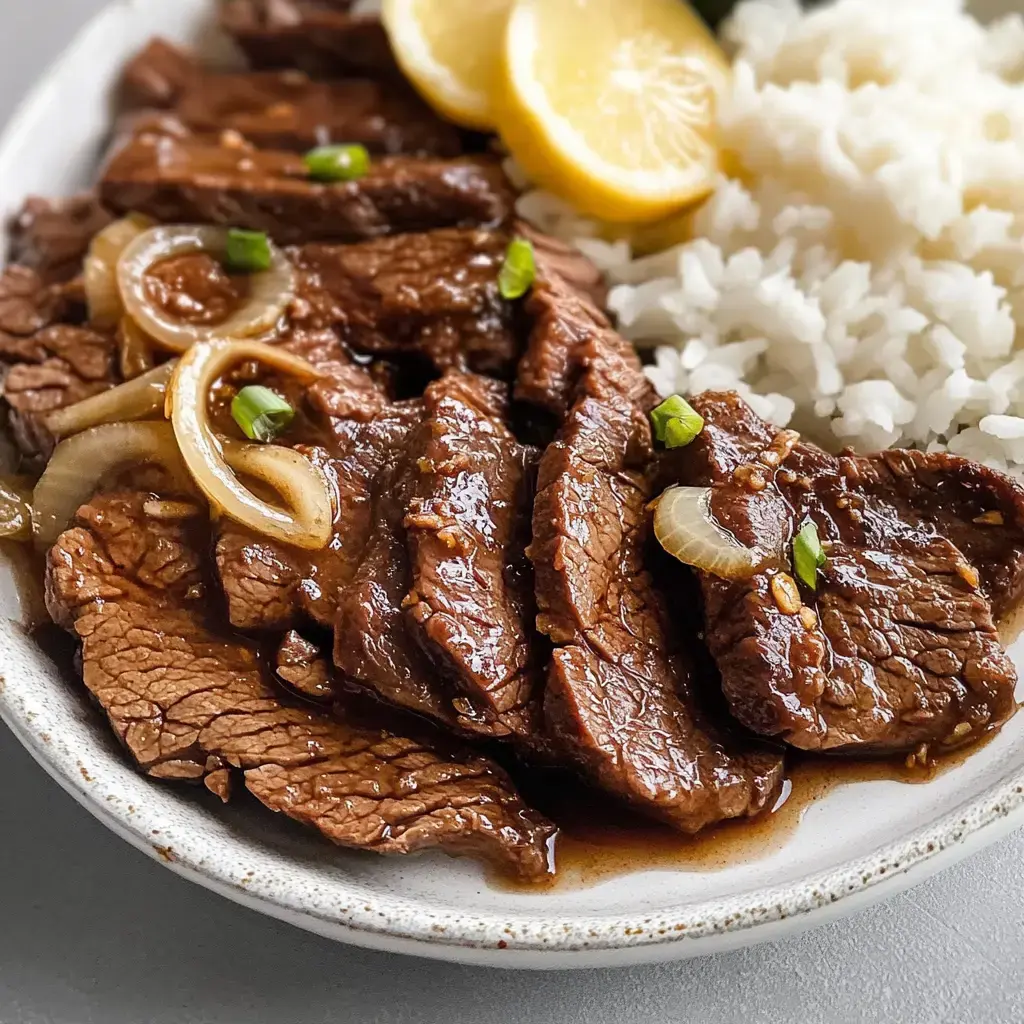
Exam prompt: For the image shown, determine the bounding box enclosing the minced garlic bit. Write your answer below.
[757,429,800,469]
[266,102,296,119]
[974,510,1004,526]
[734,465,767,492]
[905,743,931,769]
[436,526,466,551]
[452,697,475,717]
[219,129,249,150]
[771,573,801,615]
[956,560,981,590]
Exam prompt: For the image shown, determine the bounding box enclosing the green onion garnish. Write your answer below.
[793,520,827,590]
[498,237,536,300]
[651,395,704,448]
[231,385,295,443]
[304,144,371,183]
[224,229,272,273]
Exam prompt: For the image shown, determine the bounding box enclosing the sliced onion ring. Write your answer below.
[44,361,176,440]
[119,315,156,380]
[169,340,331,550]
[84,214,155,329]
[117,225,296,353]
[32,422,195,550]
[222,440,335,542]
[142,499,201,521]
[0,477,33,541]
[654,486,775,580]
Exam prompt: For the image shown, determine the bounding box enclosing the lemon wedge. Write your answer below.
[382,0,512,130]
[499,0,730,223]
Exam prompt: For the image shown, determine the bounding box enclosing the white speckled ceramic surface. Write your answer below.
[3,0,1024,970]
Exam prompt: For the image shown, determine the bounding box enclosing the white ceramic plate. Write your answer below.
[3,0,1024,970]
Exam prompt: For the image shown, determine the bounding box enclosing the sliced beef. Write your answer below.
[221,1,399,79]
[0,266,63,338]
[0,325,117,461]
[8,194,112,284]
[217,527,305,631]
[0,266,112,462]
[45,491,555,878]
[675,391,1021,754]
[516,223,609,311]
[855,449,1024,622]
[335,375,542,742]
[212,333,394,619]
[120,39,461,156]
[130,227,521,376]
[275,630,333,702]
[101,133,514,243]
[303,355,393,421]
[531,354,783,832]
[293,228,516,374]
[334,450,453,724]
[516,269,647,418]
[214,340,403,632]
[217,403,418,630]
[120,38,199,109]
[126,261,404,635]
[403,373,541,737]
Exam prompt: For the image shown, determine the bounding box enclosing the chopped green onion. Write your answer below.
[498,237,536,300]
[224,229,272,273]
[304,144,371,183]
[651,395,704,448]
[231,385,295,443]
[663,416,700,448]
[793,520,827,590]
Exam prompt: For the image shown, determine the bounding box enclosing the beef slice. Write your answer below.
[45,491,555,878]
[531,357,783,832]
[120,38,461,156]
[102,133,514,244]
[673,391,1021,754]
[403,372,542,737]
[220,1,400,79]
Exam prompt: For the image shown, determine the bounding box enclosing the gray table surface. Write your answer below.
[2,4,1024,1021]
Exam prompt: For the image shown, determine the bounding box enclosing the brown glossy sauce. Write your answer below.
[495,737,998,892]
[0,539,48,630]
[144,252,250,326]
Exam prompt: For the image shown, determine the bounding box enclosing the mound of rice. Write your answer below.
[513,0,1024,473]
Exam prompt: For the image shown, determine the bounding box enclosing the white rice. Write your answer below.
[513,0,1024,473]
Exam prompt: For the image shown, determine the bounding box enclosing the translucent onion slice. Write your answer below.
[142,499,201,521]
[0,477,33,541]
[169,340,331,550]
[222,440,335,542]
[119,315,156,380]
[84,215,155,329]
[117,225,296,353]
[32,422,195,550]
[654,486,774,580]
[44,361,176,440]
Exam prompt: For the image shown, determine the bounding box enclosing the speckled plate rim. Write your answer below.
[2,0,1024,971]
